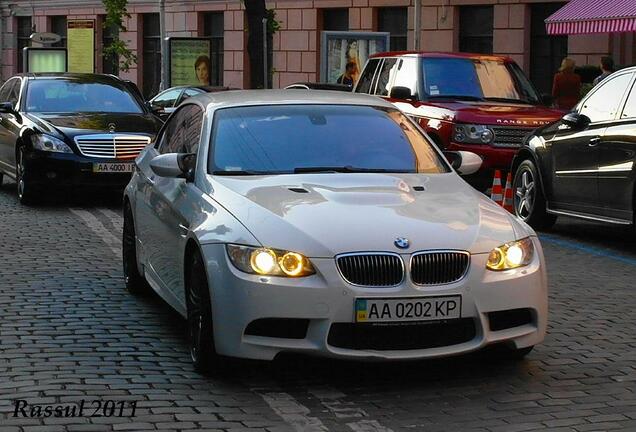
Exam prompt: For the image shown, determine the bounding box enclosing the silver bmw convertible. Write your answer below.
[123,90,547,373]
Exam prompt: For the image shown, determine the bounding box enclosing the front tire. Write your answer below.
[513,159,556,230]
[185,249,223,374]
[16,146,39,205]
[122,203,151,295]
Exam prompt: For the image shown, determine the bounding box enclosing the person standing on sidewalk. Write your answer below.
[552,57,582,111]
[593,56,615,86]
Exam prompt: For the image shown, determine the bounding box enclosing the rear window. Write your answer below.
[209,104,449,175]
[25,79,143,113]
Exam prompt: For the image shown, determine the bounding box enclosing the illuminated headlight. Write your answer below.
[486,237,534,271]
[31,134,73,153]
[226,244,315,277]
[454,124,494,144]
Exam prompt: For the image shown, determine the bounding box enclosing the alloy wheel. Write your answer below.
[515,168,535,219]
[16,147,25,200]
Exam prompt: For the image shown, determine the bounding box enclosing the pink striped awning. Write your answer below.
[545,0,636,35]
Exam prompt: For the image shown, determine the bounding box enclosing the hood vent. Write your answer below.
[288,187,309,193]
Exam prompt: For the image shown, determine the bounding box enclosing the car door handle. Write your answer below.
[589,137,601,146]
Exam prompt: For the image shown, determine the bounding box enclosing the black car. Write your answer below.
[511,66,636,229]
[0,73,163,204]
[149,85,235,120]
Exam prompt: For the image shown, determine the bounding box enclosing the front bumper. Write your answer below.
[25,149,134,189]
[200,237,548,361]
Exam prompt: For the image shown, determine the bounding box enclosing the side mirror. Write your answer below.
[389,86,413,100]
[0,101,16,114]
[150,153,196,181]
[147,102,165,115]
[444,151,482,176]
[561,112,590,130]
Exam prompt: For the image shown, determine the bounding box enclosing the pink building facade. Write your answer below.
[1,0,634,96]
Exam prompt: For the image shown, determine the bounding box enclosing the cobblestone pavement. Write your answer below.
[1,180,636,432]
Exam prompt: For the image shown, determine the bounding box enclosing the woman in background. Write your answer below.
[552,57,581,111]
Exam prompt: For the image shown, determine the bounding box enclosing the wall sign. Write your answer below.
[24,48,67,73]
[320,31,390,86]
[67,19,95,73]
[167,38,213,86]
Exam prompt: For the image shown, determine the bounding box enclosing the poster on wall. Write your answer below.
[320,31,390,86]
[168,38,212,87]
[67,19,95,73]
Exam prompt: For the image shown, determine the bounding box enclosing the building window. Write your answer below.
[202,12,224,86]
[142,13,161,98]
[17,16,32,73]
[50,16,67,47]
[459,6,493,54]
[102,21,119,76]
[322,8,349,31]
[530,3,568,95]
[378,7,407,51]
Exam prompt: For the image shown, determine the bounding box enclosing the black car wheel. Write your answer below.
[16,146,38,205]
[185,249,222,374]
[513,160,556,230]
[122,203,151,295]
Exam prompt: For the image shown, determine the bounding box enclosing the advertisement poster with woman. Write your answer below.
[168,38,212,86]
[321,32,390,87]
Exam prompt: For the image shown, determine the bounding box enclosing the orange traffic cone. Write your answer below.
[490,170,503,205]
[502,172,514,213]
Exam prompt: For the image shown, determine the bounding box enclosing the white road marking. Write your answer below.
[69,208,121,257]
[97,208,123,232]
[258,391,329,432]
[309,387,394,432]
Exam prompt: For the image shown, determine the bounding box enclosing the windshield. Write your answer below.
[421,58,540,103]
[25,79,144,113]
[209,105,449,175]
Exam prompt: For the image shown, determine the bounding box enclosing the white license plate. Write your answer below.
[355,296,461,323]
[93,163,134,173]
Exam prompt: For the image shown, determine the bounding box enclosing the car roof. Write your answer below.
[195,89,396,110]
[370,51,515,62]
[17,72,124,81]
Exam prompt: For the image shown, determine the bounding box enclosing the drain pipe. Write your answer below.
[159,0,167,91]
[414,0,421,51]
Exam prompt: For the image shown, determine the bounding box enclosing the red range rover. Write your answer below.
[354,51,564,190]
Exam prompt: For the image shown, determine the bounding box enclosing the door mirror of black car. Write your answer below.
[561,112,591,130]
[150,153,195,181]
[540,93,554,106]
[389,86,413,100]
[0,101,16,114]
[147,102,165,115]
[443,151,482,176]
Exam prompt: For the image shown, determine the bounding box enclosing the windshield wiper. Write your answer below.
[426,95,485,101]
[484,97,531,104]
[293,166,413,174]
[212,169,275,175]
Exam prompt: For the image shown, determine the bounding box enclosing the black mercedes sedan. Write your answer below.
[511,66,636,230]
[0,73,162,204]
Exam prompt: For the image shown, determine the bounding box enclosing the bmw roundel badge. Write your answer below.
[394,237,410,249]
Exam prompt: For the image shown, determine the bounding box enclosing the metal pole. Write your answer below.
[262,18,268,89]
[159,0,167,91]
[414,0,421,51]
